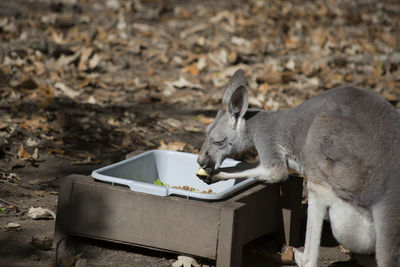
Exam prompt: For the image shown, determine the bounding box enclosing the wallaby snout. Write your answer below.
[197,148,215,173]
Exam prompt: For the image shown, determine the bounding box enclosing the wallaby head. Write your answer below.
[197,69,251,173]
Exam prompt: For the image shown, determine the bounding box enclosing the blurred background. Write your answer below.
[0,0,398,266]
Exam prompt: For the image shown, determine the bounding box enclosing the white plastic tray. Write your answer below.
[91,150,257,200]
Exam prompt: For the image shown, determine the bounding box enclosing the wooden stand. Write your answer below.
[54,175,304,267]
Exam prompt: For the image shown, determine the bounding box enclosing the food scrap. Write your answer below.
[195,167,209,177]
[172,185,213,194]
[154,178,168,187]
[154,179,214,194]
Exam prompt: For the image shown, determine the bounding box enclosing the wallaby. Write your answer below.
[197,69,400,267]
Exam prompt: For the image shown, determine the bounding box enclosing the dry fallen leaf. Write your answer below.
[0,121,8,130]
[28,207,56,220]
[89,53,102,69]
[6,222,21,229]
[310,28,327,47]
[195,115,213,125]
[185,143,199,154]
[172,256,200,267]
[54,82,81,98]
[256,65,281,85]
[78,47,94,71]
[17,143,30,159]
[49,27,65,43]
[280,246,295,264]
[158,140,186,151]
[31,148,39,160]
[183,124,203,133]
[158,118,182,130]
[339,244,352,254]
[165,76,204,90]
[183,62,200,76]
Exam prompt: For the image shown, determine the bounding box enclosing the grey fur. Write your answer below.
[197,69,400,267]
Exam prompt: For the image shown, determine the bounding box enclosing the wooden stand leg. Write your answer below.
[53,175,74,249]
[53,175,81,265]
[216,203,244,267]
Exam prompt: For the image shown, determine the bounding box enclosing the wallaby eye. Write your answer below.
[212,137,227,146]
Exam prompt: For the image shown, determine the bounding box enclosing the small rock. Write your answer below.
[7,222,21,228]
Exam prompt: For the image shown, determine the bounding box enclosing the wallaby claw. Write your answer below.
[196,174,218,185]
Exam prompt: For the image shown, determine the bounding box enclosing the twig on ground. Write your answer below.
[0,197,23,211]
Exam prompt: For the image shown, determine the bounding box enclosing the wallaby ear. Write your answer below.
[222,69,248,106]
[228,86,248,120]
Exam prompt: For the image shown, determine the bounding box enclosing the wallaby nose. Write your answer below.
[197,153,215,173]
[197,155,206,168]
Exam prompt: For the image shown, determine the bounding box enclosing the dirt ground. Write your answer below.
[0,0,399,266]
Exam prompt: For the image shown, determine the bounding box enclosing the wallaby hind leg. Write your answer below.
[372,200,400,267]
[294,184,327,267]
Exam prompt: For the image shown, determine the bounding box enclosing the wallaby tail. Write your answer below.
[372,190,400,267]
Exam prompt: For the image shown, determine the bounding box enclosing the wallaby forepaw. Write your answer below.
[197,175,218,185]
